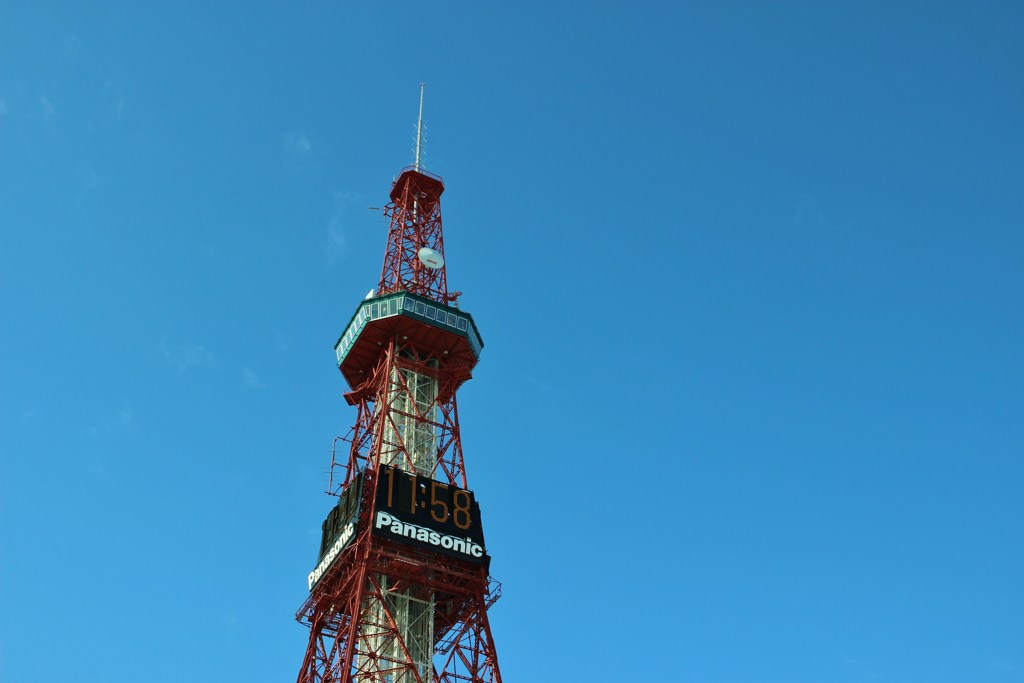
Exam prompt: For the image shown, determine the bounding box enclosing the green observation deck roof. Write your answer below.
[334,291,483,368]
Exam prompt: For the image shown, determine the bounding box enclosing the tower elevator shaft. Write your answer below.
[363,360,439,681]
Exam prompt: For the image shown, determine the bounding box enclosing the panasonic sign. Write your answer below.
[374,511,485,562]
[307,521,356,591]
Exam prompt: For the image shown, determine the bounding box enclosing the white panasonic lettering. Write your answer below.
[306,521,356,591]
[376,515,486,561]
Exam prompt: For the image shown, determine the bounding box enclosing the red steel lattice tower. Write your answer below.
[295,88,502,683]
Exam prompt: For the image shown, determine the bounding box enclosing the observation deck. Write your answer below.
[334,290,483,391]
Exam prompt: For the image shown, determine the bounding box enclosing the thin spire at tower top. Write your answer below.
[414,83,426,172]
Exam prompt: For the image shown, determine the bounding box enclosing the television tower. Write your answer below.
[295,85,503,683]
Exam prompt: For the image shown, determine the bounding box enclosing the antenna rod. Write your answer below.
[414,83,425,172]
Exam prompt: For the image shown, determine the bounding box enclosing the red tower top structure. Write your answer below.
[378,168,459,305]
[295,87,502,683]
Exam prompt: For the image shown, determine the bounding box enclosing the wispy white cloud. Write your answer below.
[79,162,99,188]
[792,194,850,232]
[988,658,1016,672]
[242,366,266,389]
[39,94,56,119]
[523,373,569,399]
[88,406,134,437]
[158,338,218,375]
[101,74,126,122]
[284,131,311,157]
[62,35,80,61]
[838,652,879,679]
[76,160,100,201]
[326,191,356,266]
[87,460,113,479]
[283,131,316,177]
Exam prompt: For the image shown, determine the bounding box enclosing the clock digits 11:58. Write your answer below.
[375,465,486,550]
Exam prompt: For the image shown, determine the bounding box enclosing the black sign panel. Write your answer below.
[318,473,364,562]
[308,474,364,590]
[372,465,489,567]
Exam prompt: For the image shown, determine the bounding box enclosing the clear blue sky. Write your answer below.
[2,2,1022,682]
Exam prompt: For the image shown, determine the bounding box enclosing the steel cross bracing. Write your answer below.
[296,570,499,683]
[296,469,501,683]
[328,339,471,497]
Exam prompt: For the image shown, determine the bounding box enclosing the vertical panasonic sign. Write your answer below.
[306,473,364,591]
[307,521,356,590]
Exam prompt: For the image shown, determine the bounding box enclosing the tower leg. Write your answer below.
[297,561,369,683]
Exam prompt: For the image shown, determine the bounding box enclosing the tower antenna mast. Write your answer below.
[414,82,426,172]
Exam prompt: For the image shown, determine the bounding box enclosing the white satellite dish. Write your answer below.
[417,247,444,269]
[364,288,376,300]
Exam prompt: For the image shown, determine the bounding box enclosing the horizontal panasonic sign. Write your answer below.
[374,511,487,565]
[372,466,489,567]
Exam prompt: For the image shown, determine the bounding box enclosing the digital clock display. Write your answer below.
[372,465,488,567]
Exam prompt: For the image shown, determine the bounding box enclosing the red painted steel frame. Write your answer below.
[328,338,470,496]
[378,168,461,305]
[295,501,502,682]
[297,168,501,683]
